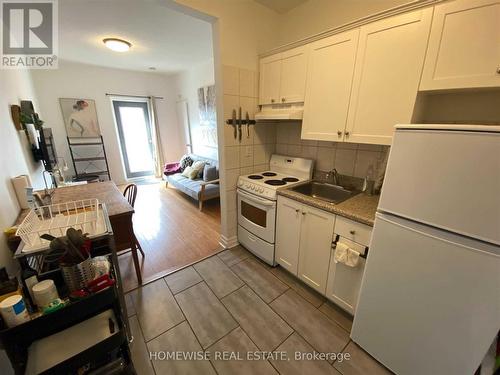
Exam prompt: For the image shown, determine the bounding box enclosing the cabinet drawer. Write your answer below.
[334,216,372,246]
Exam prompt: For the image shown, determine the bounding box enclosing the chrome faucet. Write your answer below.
[326,168,340,185]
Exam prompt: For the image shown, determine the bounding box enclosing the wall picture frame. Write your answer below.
[59,98,101,138]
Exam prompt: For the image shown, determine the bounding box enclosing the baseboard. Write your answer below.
[219,234,239,249]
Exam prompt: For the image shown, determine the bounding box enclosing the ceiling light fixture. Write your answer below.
[103,38,131,52]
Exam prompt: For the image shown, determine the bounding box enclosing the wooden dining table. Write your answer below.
[46,181,142,283]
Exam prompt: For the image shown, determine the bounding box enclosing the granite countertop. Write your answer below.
[278,188,380,227]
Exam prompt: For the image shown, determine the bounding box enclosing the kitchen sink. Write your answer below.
[291,181,359,204]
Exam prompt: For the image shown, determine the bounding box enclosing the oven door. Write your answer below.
[237,189,276,243]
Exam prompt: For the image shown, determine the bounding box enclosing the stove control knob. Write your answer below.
[251,185,255,190]
[238,181,243,186]
[259,188,264,193]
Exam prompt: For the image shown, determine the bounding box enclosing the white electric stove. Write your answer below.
[237,155,314,265]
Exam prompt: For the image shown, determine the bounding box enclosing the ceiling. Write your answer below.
[59,0,213,74]
[255,0,309,14]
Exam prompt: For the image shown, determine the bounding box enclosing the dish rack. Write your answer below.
[16,199,105,253]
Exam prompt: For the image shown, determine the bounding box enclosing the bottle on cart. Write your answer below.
[18,258,38,312]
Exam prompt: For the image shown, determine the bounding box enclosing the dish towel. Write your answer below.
[334,242,360,268]
[334,242,349,264]
[345,248,360,268]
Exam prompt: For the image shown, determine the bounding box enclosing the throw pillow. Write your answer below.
[191,160,206,175]
[179,155,193,171]
[187,168,199,179]
[203,165,218,182]
[181,166,194,178]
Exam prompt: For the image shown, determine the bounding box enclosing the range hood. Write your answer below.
[255,104,303,121]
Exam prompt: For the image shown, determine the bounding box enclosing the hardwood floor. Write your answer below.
[118,181,221,292]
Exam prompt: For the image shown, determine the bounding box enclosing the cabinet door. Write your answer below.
[420,0,500,90]
[301,30,359,141]
[259,54,282,105]
[345,8,432,145]
[279,45,309,104]
[326,238,366,314]
[298,206,335,294]
[275,197,302,275]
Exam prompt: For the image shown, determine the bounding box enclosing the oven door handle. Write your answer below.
[237,189,275,207]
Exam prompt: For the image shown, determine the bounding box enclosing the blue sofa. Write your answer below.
[164,154,219,211]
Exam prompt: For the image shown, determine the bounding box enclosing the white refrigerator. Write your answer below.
[351,125,500,375]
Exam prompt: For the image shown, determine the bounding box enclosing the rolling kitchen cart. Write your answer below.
[0,203,135,374]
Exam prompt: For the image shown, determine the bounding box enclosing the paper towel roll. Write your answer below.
[11,175,32,209]
[25,123,39,149]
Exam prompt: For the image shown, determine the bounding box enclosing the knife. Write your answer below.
[238,107,242,142]
[232,109,237,139]
[245,111,250,138]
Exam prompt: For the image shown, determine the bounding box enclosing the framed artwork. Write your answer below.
[59,98,101,138]
[197,85,217,147]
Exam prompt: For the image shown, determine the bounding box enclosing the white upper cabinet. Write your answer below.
[279,46,309,104]
[345,8,433,145]
[297,205,335,294]
[420,0,500,90]
[259,46,308,105]
[259,54,282,105]
[301,30,360,142]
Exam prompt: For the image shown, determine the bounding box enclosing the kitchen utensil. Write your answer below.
[232,109,237,139]
[245,111,250,138]
[60,257,94,292]
[238,107,242,142]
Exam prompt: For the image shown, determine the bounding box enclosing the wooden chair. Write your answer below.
[123,184,145,257]
[123,183,137,207]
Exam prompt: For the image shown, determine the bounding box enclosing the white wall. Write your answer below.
[169,60,217,159]
[0,70,44,275]
[173,0,282,247]
[277,0,410,46]
[175,0,281,70]
[31,60,186,184]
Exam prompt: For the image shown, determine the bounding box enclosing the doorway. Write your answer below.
[112,100,155,179]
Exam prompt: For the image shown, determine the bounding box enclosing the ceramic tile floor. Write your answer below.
[125,245,392,375]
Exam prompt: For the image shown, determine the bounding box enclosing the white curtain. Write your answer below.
[149,97,165,178]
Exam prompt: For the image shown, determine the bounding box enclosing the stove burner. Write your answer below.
[282,177,299,182]
[248,175,263,180]
[262,172,277,177]
[265,179,286,186]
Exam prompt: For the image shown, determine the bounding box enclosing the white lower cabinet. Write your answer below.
[276,196,372,313]
[297,205,336,294]
[326,238,367,314]
[276,197,335,292]
[275,197,302,275]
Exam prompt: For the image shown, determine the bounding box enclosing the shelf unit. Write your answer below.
[1,205,134,374]
[67,136,111,181]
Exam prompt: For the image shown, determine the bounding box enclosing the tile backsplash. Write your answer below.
[274,122,389,180]
[221,65,277,239]
[221,64,388,242]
